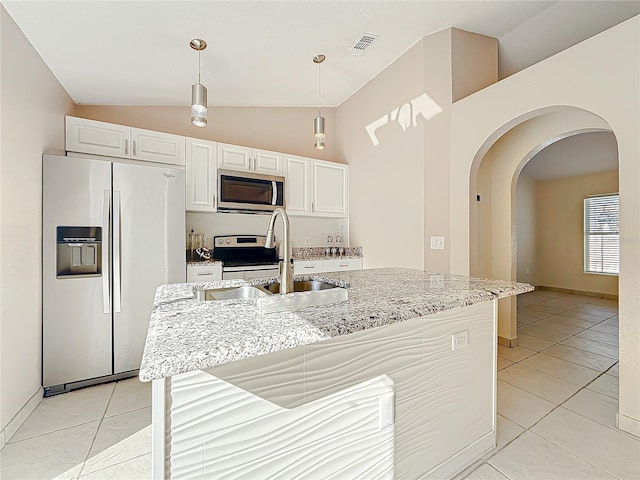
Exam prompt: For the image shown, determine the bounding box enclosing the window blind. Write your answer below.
[584,193,619,275]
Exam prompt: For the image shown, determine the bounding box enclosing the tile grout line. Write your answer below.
[76,382,119,479]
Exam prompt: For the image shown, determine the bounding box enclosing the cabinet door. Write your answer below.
[131,128,186,165]
[322,258,362,273]
[253,149,283,175]
[186,138,217,212]
[66,116,130,158]
[313,161,348,217]
[293,260,323,275]
[284,154,311,215]
[187,263,222,282]
[218,143,251,171]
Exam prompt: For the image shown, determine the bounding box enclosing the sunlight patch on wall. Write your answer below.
[365,93,443,146]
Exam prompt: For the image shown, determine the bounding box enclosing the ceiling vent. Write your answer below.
[348,33,379,57]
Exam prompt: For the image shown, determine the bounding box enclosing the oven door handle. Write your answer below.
[271,181,277,206]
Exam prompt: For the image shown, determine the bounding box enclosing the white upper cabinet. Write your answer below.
[284,155,347,218]
[130,128,185,165]
[186,138,217,212]
[66,116,130,158]
[218,142,282,175]
[65,116,185,166]
[284,154,311,215]
[253,149,283,175]
[312,160,348,217]
[217,143,251,171]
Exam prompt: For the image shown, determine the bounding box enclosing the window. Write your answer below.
[584,193,619,275]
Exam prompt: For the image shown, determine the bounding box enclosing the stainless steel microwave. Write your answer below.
[217,169,285,213]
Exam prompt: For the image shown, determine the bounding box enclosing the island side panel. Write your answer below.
[163,299,497,479]
[302,300,497,479]
[151,377,169,480]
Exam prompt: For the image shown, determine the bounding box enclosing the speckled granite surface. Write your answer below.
[139,267,533,382]
[186,259,223,266]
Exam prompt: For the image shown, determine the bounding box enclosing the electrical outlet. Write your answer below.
[451,330,469,351]
[379,393,395,429]
[430,236,445,250]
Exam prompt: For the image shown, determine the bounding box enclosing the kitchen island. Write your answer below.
[140,267,532,479]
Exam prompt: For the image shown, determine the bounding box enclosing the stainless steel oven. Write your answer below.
[217,170,285,213]
[214,235,280,280]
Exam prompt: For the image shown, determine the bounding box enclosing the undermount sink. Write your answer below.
[263,280,338,294]
[194,285,270,301]
[194,280,348,313]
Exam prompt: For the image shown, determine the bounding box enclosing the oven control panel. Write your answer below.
[214,235,267,247]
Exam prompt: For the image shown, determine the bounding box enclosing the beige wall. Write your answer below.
[75,105,342,164]
[0,6,75,436]
[536,170,619,296]
[515,173,536,284]
[338,28,496,271]
[451,16,639,436]
[337,39,425,270]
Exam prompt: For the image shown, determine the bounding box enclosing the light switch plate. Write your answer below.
[430,236,445,250]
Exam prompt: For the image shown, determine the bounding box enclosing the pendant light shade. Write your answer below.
[190,39,208,128]
[313,54,326,150]
[191,83,207,127]
[314,115,325,150]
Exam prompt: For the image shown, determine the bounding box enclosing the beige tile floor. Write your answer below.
[1,290,638,479]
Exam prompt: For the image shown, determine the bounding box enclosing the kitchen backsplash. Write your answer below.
[292,246,363,259]
[186,212,349,248]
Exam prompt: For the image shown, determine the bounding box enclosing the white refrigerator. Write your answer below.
[42,154,185,395]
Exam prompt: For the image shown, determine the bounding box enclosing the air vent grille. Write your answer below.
[348,33,379,57]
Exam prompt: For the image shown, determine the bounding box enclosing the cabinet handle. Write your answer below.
[311,202,314,213]
[253,158,257,171]
[304,266,315,269]
[212,193,216,208]
[339,264,349,267]
[132,140,136,156]
[124,139,128,155]
[197,272,213,276]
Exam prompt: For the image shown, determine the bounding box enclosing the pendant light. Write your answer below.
[190,39,208,128]
[313,54,326,150]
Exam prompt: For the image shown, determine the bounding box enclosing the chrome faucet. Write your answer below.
[265,207,293,294]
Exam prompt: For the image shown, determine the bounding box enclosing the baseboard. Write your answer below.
[535,285,618,300]
[498,336,519,347]
[0,386,43,449]
[420,431,495,479]
[617,412,640,438]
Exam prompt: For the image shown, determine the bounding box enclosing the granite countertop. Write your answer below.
[139,267,533,382]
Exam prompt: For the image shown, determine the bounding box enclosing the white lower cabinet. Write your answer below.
[293,260,323,275]
[322,258,363,273]
[294,258,362,275]
[187,263,222,282]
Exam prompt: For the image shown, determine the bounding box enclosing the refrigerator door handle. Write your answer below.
[102,189,110,314]
[113,190,122,313]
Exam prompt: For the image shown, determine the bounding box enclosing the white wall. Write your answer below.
[0,6,75,438]
[451,16,639,436]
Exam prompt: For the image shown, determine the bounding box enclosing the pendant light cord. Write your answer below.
[318,60,322,116]
[198,48,201,84]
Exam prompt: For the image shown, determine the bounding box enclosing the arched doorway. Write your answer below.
[468,107,615,343]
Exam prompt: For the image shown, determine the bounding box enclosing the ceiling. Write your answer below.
[2,1,638,108]
[522,131,619,181]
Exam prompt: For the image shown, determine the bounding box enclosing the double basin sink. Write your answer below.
[194,280,348,313]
